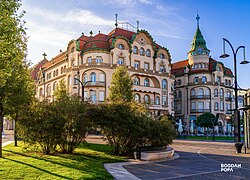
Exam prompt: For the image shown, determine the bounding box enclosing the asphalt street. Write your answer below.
[124,140,250,180]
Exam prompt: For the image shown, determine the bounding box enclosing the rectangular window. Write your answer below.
[99,91,105,102]
[162,96,167,105]
[202,76,207,83]
[84,91,88,100]
[191,102,196,110]
[194,77,198,83]
[217,76,221,83]
[144,63,149,70]
[90,91,96,102]
[96,57,103,63]
[87,57,92,63]
[134,61,140,69]
[198,102,204,112]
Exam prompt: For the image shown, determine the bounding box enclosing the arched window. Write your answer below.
[64,66,66,73]
[146,49,151,57]
[71,47,75,53]
[228,80,231,86]
[214,89,218,97]
[144,78,149,87]
[214,102,219,110]
[225,79,228,86]
[71,59,75,67]
[53,71,55,77]
[118,44,124,50]
[220,88,224,97]
[198,88,204,95]
[144,95,150,103]
[61,67,63,74]
[118,58,123,65]
[39,88,43,96]
[133,77,140,85]
[47,84,51,96]
[155,96,160,105]
[68,75,71,86]
[83,73,88,83]
[140,47,145,55]
[90,72,96,82]
[133,46,138,54]
[74,75,79,84]
[134,94,140,102]
[191,89,196,96]
[162,79,167,90]
[227,91,231,98]
[53,82,57,91]
[205,89,210,95]
[99,73,105,82]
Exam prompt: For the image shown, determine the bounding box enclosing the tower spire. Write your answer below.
[196,11,200,28]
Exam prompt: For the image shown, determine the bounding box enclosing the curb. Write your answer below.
[3,141,14,147]
[104,153,180,180]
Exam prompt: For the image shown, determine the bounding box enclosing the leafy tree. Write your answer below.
[109,66,133,103]
[89,102,175,156]
[18,101,64,154]
[0,0,27,157]
[196,112,217,128]
[53,79,68,101]
[56,96,91,153]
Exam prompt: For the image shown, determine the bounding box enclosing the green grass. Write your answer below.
[0,142,126,179]
[177,135,244,141]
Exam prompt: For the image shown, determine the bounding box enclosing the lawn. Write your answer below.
[0,142,126,179]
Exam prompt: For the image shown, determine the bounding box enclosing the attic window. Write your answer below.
[217,66,221,71]
[71,47,75,53]
[118,44,124,50]
[159,53,165,59]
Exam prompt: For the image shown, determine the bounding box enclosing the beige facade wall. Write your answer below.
[35,31,174,116]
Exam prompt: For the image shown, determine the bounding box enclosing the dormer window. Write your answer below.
[160,65,164,72]
[71,47,75,53]
[159,53,165,59]
[217,66,221,71]
[118,44,124,50]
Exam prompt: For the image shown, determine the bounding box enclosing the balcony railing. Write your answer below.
[174,110,182,114]
[225,97,232,101]
[190,95,211,99]
[84,81,105,87]
[190,109,211,113]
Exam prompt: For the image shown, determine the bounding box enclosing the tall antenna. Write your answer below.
[136,20,139,30]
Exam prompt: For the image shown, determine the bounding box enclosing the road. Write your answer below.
[124,140,250,180]
[2,130,14,144]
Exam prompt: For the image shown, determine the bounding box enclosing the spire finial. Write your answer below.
[115,13,118,28]
[196,11,200,28]
[42,52,47,59]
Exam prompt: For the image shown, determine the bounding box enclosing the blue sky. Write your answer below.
[22,0,250,89]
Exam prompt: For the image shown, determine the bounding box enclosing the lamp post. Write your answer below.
[220,38,249,143]
[74,78,92,101]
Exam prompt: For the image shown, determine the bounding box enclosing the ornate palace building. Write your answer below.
[31,22,175,116]
[171,15,234,134]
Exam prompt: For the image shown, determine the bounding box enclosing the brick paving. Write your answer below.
[124,140,250,180]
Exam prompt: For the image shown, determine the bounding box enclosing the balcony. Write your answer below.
[190,109,211,113]
[84,81,105,87]
[190,95,211,100]
[174,97,182,101]
[174,110,182,114]
[225,97,233,101]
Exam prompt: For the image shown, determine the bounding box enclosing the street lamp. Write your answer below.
[220,38,249,144]
[74,71,92,101]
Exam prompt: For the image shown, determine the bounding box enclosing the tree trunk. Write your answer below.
[14,115,18,146]
[0,103,3,157]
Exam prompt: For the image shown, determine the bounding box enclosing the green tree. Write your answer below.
[53,79,68,101]
[196,112,217,128]
[0,0,27,157]
[109,66,133,103]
